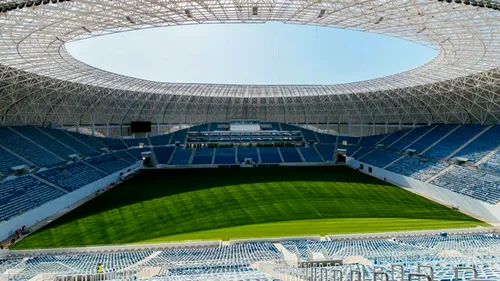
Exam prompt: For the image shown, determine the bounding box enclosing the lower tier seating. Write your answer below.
[315,144,335,161]
[169,148,193,165]
[37,162,108,192]
[358,150,401,168]
[85,154,131,175]
[299,147,323,162]
[279,147,303,162]
[192,148,214,164]
[237,148,259,163]
[214,148,236,165]
[154,147,175,164]
[386,156,449,182]
[259,147,281,163]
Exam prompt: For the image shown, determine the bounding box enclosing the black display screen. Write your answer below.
[130,121,151,133]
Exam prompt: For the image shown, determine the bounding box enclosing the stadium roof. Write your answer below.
[0,0,499,126]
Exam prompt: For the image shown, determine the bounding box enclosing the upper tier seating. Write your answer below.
[388,126,434,151]
[454,125,500,163]
[358,150,401,168]
[36,162,107,192]
[126,148,151,160]
[422,125,486,159]
[237,148,259,163]
[406,124,457,153]
[190,124,210,131]
[64,131,106,152]
[123,138,147,147]
[170,129,188,144]
[359,134,386,147]
[300,128,318,142]
[351,146,372,159]
[12,127,76,160]
[113,151,138,164]
[38,128,97,156]
[315,144,335,161]
[0,127,63,167]
[214,148,236,165]
[259,147,281,163]
[85,154,132,174]
[0,176,64,221]
[169,148,193,165]
[338,136,359,145]
[315,133,336,144]
[386,156,449,182]
[154,147,175,164]
[431,166,500,204]
[0,147,26,175]
[260,122,280,131]
[336,145,358,156]
[299,147,323,162]
[150,134,172,146]
[94,137,127,150]
[279,147,303,162]
[192,148,214,164]
[378,128,412,147]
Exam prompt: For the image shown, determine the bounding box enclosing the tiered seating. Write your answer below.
[214,148,236,165]
[338,136,359,145]
[260,122,280,130]
[300,128,318,142]
[358,149,401,168]
[94,137,127,150]
[154,147,175,164]
[481,151,500,172]
[386,156,449,181]
[169,148,193,165]
[12,127,76,160]
[259,147,281,163]
[0,127,63,167]
[359,134,386,148]
[454,125,500,163]
[126,147,151,160]
[85,154,131,174]
[237,148,259,163]
[39,128,97,155]
[113,151,138,164]
[388,126,434,151]
[0,176,64,221]
[406,124,457,153]
[192,148,214,164]
[315,133,336,144]
[422,125,485,159]
[123,138,147,147]
[279,147,303,162]
[299,147,323,162]
[314,144,335,161]
[170,129,188,144]
[64,131,106,152]
[37,162,107,192]
[189,124,210,131]
[336,145,358,156]
[150,134,172,146]
[351,146,372,159]
[0,146,26,175]
[280,123,298,131]
[431,166,500,204]
[378,128,411,147]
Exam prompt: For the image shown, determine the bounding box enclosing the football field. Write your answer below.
[13,166,487,249]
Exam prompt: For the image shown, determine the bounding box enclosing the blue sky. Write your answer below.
[66,22,437,85]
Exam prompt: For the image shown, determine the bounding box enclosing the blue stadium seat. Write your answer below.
[300,128,319,142]
[359,134,387,147]
[336,145,358,156]
[214,148,236,165]
[358,149,401,168]
[454,125,500,163]
[192,148,214,164]
[237,148,259,163]
[123,138,147,147]
[150,134,172,146]
[314,144,335,161]
[113,151,138,164]
[38,128,97,156]
[94,137,127,150]
[378,128,412,147]
[64,131,106,151]
[12,127,76,160]
[422,125,485,159]
[85,154,132,174]
[259,147,281,163]
[338,136,360,145]
[315,133,337,144]
[299,147,322,162]
[37,162,108,192]
[169,148,193,165]
[170,129,189,144]
[407,124,457,153]
[279,147,303,162]
[154,147,175,164]
[388,126,434,151]
[0,146,27,175]
[386,156,449,182]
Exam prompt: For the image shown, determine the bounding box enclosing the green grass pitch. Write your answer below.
[13,166,487,249]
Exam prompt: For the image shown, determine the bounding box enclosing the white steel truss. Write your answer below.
[0,0,499,126]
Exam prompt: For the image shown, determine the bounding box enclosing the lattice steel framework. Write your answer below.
[0,0,499,126]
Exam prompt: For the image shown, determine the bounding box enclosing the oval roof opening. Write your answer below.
[66,22,437,85]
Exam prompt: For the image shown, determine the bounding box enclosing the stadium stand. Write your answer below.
[123,138,147,147]
[387,125,434,151]
[154,147,175,164]
[260,122,280,131]
[481,151,500,172]
[280,123,298,131]
[11,127,76,160]
[315,132,337,144]
[237,147,260,163]
[64,131,106,152]
[300,128,319,142]
[126,147,151,160]
[337,136,359,145]
[94,137,127,150]
[38,128,97,156]
[0,146,27,175]
[351,146,372,159]
[214,148,236,165]
[192,148,215,164]
[377,128,411,147]
[169,129,188,144]
[454,125,500,163]
[279,147,303,162]
[406,124,457,153]
[358,149,401,168]
[259,147,281,163]
[0,127,64,167]
[169,148,193,165]
[386,156,449,182]
[359,134,386,147]
[299,147,323,162]
[36,162,108,192]
[314,144,335,161]
[431,166,500,204]
[0,175,65,221]
[336,144,358,156]
[422,125,486,159]
[85,154,131,175]
[113,150,139,164]
[150,134,172,146]
[190,123,210,131]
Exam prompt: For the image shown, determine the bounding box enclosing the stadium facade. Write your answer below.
[0,0,499,127]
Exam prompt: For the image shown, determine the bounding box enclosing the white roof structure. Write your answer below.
[0,0,499,126]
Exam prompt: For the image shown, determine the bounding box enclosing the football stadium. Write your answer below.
[0,0,500,280]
